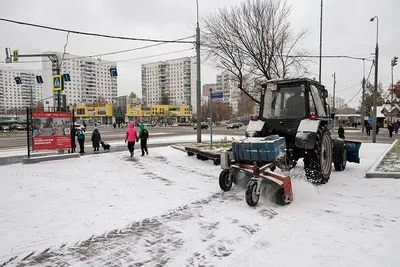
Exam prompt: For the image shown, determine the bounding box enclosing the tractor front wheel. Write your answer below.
[245,181,260,207]
[219,169,232,191]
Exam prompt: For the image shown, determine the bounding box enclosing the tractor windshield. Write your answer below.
[262,85,306,119]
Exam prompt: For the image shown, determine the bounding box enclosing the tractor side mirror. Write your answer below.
[331,113,335,120]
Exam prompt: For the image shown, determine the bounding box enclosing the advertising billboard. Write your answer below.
[31,112,72,150]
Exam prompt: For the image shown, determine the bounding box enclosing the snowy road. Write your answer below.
[1,143,400,266]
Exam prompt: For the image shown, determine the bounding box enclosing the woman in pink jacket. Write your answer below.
[125,122,138,157]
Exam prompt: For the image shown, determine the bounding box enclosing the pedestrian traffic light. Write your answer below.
[12,49,18,63]
[392,56,398,67]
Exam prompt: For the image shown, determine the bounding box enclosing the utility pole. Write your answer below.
[332,73,336,113]
[361,59,366,133]
[318,0,323,83]
[16,53,60,111]
[195,0,202,143]
[209,88,213,149]
[370,16,379,143]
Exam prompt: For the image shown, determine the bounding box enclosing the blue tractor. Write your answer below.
[219,78,361,206]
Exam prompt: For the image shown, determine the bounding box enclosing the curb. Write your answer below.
[0,142,181,166]
[170,145,186,152]
[23,153,80,164]
[366,140,400,178]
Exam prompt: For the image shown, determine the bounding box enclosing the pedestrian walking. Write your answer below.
[138,123,149,156]
[338,124,345,139]
[394,121,399,135]
[76,127,86,154]
[388,123,394,138]
[125,122,138,157]
[91,127,101,151]
[366,124,371,136]
[113,122,116,129]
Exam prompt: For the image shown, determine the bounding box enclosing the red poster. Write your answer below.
[32,112,72,150]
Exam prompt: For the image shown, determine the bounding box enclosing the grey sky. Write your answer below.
[0,0,398,108]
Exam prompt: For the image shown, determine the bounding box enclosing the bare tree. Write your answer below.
[202,0,308,104]
[33,101,44,112]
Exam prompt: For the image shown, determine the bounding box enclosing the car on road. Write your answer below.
[193,122,209,130]
[73,123,86,131]
[227,123,240,129]
[0,125,11,132]
[11,124,26,131]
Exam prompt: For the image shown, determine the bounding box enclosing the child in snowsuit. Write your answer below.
[138,123,149,156]
[76,128,85,154]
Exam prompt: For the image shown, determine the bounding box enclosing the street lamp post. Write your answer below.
[370,16,379,143]
[361,59,366,133]
[195,0,202,143]
[318,0,323,83]
[390,56,398,123]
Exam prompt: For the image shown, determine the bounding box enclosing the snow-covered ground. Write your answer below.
[1,143,400,266]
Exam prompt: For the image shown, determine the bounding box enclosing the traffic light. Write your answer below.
[14,77,22,84]
[392,56,398,67]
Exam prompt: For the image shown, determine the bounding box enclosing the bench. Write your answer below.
[185,147,221,166]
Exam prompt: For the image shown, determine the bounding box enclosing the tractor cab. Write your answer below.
[247,78,334,139]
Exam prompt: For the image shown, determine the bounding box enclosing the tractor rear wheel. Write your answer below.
[304,127,332,184]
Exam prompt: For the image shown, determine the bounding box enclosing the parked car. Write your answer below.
[227,123,240,129]
[193,122,209,130]
[73,123,86,131]
[11,124,25,131]
[0,125,11,132]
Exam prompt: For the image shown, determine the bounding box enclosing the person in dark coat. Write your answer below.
[366,123,371,136]
[338,125,345,139]
[388,123,394,138]
[91,127,101,151]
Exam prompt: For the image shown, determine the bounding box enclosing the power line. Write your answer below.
[338,62,374,109]
[0,48,195,73]
[336,82,361,93]
[0,36,195,64]
[102,48,194,65]
[281,55,374,61]
[0,17,194,44]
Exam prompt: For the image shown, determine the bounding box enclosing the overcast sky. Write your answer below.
[0,0,398,108]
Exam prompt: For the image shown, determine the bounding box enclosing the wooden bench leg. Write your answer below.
[213,159,221,166]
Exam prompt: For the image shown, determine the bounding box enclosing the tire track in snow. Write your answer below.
[5,189,279,267]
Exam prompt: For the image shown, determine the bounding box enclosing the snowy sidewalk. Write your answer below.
[0,134,240,158]
[1,143,400,266]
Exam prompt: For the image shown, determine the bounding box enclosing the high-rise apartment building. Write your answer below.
[215,72,240,114]
[0,69,43,114]
[41,52,117,109]
[141,57,197,111]
[327,96,346,110]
